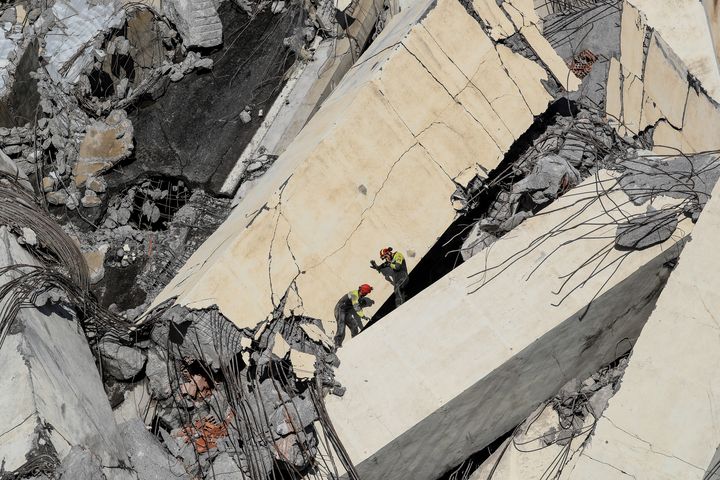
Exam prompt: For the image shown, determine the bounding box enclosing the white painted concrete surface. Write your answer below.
[566,166,720,480]
[324,173,689,480]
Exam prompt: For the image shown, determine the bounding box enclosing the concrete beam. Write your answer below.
[0,227,129,473]
[222,0,387,197]
[323,172,689,480]
[566,176,720,480]
[627,0,720,101]
[702,0,720,77]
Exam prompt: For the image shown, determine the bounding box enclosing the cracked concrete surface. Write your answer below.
[322,171,689,480]
[566,181,720,480]
[148,0,579,334]
[607,1,720,152]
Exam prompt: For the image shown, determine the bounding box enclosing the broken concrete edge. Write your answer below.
[0,227,132,474]
[123,291,358,479]
[223,0,390,198]
[606,0,720,151]
[222,50,311,196]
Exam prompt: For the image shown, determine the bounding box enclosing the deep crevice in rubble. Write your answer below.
[127,175,193,231]
[126,3,299,194]
[369,98,579,324]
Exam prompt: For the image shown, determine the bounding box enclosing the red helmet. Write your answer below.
[380,247,393,260]
[358,284,373,296]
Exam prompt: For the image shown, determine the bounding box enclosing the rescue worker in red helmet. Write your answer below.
[334,284,373,348]
[371,246,409,307]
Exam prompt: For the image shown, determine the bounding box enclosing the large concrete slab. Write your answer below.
[0,227,128,472]
[149,0,578,334]
[566,175,720,480]
[703,0,720,73]
[324,172,689,480]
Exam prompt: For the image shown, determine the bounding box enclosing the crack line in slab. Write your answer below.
[699,296,720,331]
[583,453,638,478]
[418,142,456,184]
[411,25,523,139]
[0,413,33,440]
[379,84,469,184]
[603,415,706,471]
[267,178,293,308]
[304,144,417,271]
[490,44,536,115]
[400,44,506,153]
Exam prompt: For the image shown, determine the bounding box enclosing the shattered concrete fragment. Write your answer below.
[119,418,190,479]
[86,176,107,193]
[42,176,56,192]
[299,323,334,349]
[163,0,223,48]
[211,452,246,479]
[44,0,125,84]
[512,155,581,204]
[73,110,134,187]
[461,224,497,260]
[46,190,69,205]
[81,190,102,208]
[0,148,32,191]
[112,379,154,424]
[615,207,679,250]
[272,395,318,437]
[20,227,37,246]
[290,349,316,380]
[620,153,720,208]
[99,340,147,380]
[83,246,108,284]
[146,348,172,399]
[588,384,614,416]
[57,446,107,480]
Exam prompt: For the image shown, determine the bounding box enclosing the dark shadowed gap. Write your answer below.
[367,98,578,326]
[436,427,515,480]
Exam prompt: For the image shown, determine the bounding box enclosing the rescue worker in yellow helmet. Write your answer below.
[370,247,409,307]
[334,284,373,348]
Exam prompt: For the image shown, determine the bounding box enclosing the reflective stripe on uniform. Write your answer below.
[390,251,404,270]
[348,289,364,317]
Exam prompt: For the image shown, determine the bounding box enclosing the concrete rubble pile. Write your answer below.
[0,0,202,210]
[0,0,338,215]
[460,106,636,259]
[101,298,348,478]
[461,114,720,261]
[0,151,349,478]
[60,182,230,317]
[0,155,196,479]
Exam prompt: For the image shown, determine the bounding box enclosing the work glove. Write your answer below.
[370,260,379,270]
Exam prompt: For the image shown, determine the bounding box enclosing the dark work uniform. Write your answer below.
[334,289,367,348]
[377,251,409,307]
